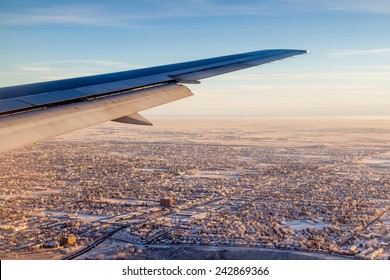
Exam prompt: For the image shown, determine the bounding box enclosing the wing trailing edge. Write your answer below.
[0,84,192,153]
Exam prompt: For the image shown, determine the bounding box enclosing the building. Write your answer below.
[61,235,77,246]
[160,198,174,207]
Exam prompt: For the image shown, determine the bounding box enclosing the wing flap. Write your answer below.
[0,75,174,115]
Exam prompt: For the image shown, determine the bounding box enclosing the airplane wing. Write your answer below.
[0,49,307,153]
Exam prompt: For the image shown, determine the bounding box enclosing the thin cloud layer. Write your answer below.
[327,48,390,57]
[11,60,139,82]
[1,0,389,27]
[287,0,390,14]
[0,1,272,27]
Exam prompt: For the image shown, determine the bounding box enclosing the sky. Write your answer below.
[0,0,389,117]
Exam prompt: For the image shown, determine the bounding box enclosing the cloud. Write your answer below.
[237,84,388,94]
[0,4,136,27]
[12,60,139,81]
[327,48,390,57]
[286,0,390,14]
[18,67,52,72]
[0,1,275,27]
[2,0,390,28]
[326,0,390,14]
[215,70,390,82]
[15,60,137,70]
[24,60,135,67]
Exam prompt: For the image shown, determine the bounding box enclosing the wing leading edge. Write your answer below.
[0,49,307,152]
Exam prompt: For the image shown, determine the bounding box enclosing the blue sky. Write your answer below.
[1,0,389,116]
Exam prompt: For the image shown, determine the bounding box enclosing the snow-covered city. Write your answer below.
[0,117,389,260]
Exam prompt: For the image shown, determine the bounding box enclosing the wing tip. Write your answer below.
[250,49,309,57]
